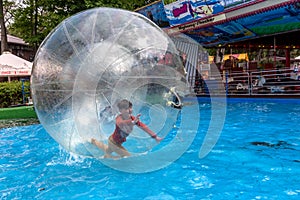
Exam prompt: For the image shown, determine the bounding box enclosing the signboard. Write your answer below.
[235,4,300,36]
[166,13,226,34]
[165,1,300,47]
[183,20,255,47]
[0,69,31,76]
[137,1,300,47]
[135,1,170,27]
[220,0,255,8]
[163,0,224,26]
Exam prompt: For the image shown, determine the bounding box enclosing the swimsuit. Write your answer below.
[112,125,129,144]
[111,115,145,144]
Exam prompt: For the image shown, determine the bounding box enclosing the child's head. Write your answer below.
[117,99,132,111]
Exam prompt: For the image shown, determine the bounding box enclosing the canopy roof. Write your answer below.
[0,52,32,77]
[0,51,32,69]
[137,0,300,49]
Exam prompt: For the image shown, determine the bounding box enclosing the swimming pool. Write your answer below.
[1,98,300,199]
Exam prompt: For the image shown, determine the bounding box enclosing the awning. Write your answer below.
[0,51,32,78]
[0,69,31,76]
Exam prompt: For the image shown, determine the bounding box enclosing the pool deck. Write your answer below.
[195,94,300,99]
[0,105,39,129]
[0,118,40,129]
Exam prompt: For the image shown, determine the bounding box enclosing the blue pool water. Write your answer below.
[1,98,300,199]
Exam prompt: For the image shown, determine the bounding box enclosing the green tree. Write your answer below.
[0,81,30,107]
[0,0,9,53]
[84,0,156,11]
[8,0,156,53]
[8,0,87,52]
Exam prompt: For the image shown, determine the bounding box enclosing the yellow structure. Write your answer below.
[222,53,249,61]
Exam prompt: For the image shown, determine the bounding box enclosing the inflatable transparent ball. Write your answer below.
[31,7,188,160]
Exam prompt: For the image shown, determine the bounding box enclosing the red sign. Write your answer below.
[0,70,31,76]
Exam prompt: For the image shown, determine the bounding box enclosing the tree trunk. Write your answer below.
[0,0,8,54]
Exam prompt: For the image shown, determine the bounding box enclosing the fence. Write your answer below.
[193,68,300,97]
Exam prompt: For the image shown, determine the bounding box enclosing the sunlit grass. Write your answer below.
[0,106,37,120]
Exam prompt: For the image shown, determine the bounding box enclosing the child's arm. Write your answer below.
[116,115,133,126]
[133,116,163,142]
[139,124,163,142]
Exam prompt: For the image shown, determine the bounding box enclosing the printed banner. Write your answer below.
[0,70,31,76]
[135,1,170,27]
[163,0,224,26]
[220,0,255,8]
[184,21,255,47]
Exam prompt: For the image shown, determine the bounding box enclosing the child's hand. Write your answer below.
[135,113,141,119]
[133,114,141,124]
[155,136,163,142]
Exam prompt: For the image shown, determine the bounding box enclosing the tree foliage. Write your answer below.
[84,0,152,11]
[0,0,8,53]
[0,0,17,53]
[7,0,157,52]
[8,0,87,51]
[0,81,30,107]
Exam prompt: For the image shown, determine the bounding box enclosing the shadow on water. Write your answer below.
[250,141,292,149]
[250,140,300,162]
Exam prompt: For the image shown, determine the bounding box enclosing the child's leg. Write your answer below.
[91,138,108,152]
[114,145,131,157]
[108,137,131,157]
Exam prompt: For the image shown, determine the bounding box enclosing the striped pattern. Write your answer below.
[173,36,208,87]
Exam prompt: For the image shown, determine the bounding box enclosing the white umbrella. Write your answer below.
[0,51,32,80]
[0,51,32,69]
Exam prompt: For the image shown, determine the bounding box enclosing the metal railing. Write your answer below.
[192,69,300,96]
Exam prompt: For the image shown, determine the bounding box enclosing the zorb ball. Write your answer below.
[31,7,190,171]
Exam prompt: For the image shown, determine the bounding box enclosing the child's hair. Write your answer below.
[117,99,132,110]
